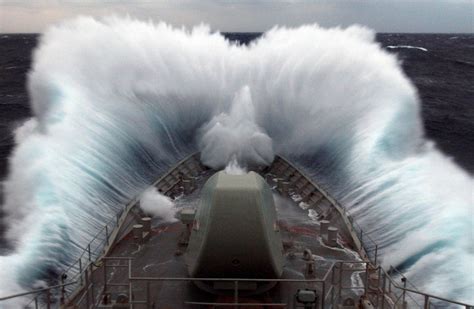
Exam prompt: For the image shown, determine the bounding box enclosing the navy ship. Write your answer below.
[0,153,472,308]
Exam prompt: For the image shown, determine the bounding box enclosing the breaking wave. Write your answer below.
[0,16,472,305]
[387,45,428,52]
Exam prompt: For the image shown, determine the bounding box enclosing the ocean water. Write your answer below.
[0,18,472,306]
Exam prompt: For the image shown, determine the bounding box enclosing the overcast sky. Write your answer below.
[0,0,472,33]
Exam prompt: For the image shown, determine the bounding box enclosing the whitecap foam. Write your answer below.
[387,45,428,52]
[0,16,471,304]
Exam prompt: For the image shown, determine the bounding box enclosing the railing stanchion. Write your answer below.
[3,155,474,309]
[46,288,51,309]
[331,263,336,284]
[322,281,326,309]
[388,266,392,294]
[402,277,407,307]
[234,280,239,309]
[338,262,343,303]
[376,266,382,307]
[105,225,109,246]
[85,263,90,309]
[331,264,336,307]
[424,295,430,309]
[79,258,83,285]
[60,273,65,305]
[381,271,386,309]
[103,259,108,299]
[332,284,335,307]
[129,279,133,309]
[374,245,378,265]
[129,259,133,308]
[89,263,95,308]
[364,262,369,296]
[146,281,151,308]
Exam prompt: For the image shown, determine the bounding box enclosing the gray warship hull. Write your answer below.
[1,154,472,309]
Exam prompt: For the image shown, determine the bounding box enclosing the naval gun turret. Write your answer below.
[185,171,284,293]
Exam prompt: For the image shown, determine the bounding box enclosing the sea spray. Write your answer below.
[0,16,471,305]
[139,188,177,222]
[224,158,247,175]
[199,86,274,169]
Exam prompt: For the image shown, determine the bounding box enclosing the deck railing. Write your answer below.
[272,155,473,309]
[79,257,338,309]
[72,258,474,309]
[0,152,202,308]
[1,154,472,309]
[3,259,472,309]
[272,155,379,264]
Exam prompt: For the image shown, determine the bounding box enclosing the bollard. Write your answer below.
[368,272,379,291]
[182,179,192,194]
[303,248,313,261]
[302,190,313,204]
[265,174,274,184]
[281,181,290,195]
[276,178,284,192]
[303,248,315,276]
[320,220,330,240]
[361,297,375,309]
[133,224,144,245]
[327,226,338,247]
[306,260,315,275]
[141,217,151,233]
[341,298,356,308]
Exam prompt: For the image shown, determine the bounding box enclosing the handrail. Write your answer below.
[62,152,200,277]
[128,263,474,308]
[0,152,201,307]
[0,282,77,301]
[126,257,337,309]
[388,264,420,294]
[127,259,473,308]
[61,152,201,303]
[274,155,473,308]
[3,153,472,308]
[380,266,473,308]
[122,258,473,308]
[394,285,472,307]
[275,155,379,263]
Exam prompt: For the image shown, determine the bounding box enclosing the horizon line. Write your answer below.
[1,31,473,35]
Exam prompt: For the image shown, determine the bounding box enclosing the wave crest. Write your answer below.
[0,16,471,304]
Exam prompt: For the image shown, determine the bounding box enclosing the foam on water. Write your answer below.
[387,45,428,52]
[0,16,472,306]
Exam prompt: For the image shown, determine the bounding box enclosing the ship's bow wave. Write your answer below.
[0,16,472,305]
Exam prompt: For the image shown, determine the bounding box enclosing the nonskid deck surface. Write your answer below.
[3,155,471,308]
[76,167,368,308]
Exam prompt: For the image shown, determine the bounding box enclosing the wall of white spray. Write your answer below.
[0,16,472,305]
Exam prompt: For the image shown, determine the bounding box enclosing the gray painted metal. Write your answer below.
[2,153,473,308]
[186,171,284,279]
